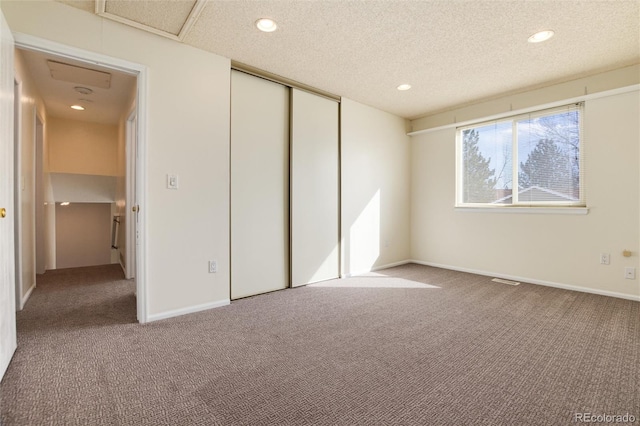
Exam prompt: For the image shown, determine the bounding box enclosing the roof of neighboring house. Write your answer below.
[492,186,578,204]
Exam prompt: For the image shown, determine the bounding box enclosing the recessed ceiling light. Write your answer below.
[71,105,85,111]
[60,202,70,206]
[528,30,555,43]
[256,18,277,32]
[397,84,412,91]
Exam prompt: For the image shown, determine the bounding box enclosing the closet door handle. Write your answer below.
[0,208,6,218]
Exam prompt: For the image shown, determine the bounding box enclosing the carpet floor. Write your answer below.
[1,263,638,425]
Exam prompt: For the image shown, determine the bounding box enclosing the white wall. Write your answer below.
[14,48,46,307]
[341,98,411,276]
[47,117,118,176]
[1,0,231,318]
[55,202,111,269]
[49,173,116,202]
[411,89,640,299]
[411,64,640,132]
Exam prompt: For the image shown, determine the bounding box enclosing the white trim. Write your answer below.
[135,63,148,324]
[341,259,412,278]
[125,110,136,280]
[119,258,126,276]
[13,33,143,77]
[408,84,640,136]
[454,206,588,215]
[13,32,150,324]
[13,77,22,311]
[178,0,207,40]
[410,260,640,302]
[34,112,45,274]
[20,282,35,309]
[146,299,231,323]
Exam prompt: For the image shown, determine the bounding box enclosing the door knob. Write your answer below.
[0,208,6,218]
[132,205,139,212]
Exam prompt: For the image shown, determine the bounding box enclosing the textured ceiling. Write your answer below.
[58,0,640,119]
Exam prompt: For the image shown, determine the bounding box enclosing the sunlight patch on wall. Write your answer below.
[349,190,380,274]
[307,245,339,284]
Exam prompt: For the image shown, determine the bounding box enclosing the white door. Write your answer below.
[290,89,340,286]
[231,71,289,299]
[0,9,17,380]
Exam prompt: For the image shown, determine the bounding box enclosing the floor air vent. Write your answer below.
[491,278,520,286]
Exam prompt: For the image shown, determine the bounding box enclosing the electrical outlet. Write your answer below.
[600,253,610,265]
[625,267,635,280]
[208,260,217,273]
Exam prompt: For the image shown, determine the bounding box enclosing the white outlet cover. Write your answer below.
[625,267,635,279]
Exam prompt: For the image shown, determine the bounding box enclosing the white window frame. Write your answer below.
[455,103,585,210]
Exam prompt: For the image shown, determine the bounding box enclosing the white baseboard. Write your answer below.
[146,299,230,322]
[342,259,412,278]
[410,260,640,302]
[20,282,36,310]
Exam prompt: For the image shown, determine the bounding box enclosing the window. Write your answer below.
[456,103,583,207]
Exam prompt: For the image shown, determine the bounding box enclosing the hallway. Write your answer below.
[1,265,136,424]
[17,265,136,331]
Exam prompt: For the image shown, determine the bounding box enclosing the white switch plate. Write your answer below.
[600,253,610,265]
[625,267,635,280]
[208,260,217,273]
[167,174,178,189]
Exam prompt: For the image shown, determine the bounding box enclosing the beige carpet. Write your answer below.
[1,263,638,425]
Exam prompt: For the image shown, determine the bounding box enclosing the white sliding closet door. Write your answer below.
[231,71,289,299]
[291,89,339,287]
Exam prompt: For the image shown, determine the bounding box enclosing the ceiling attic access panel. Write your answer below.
[96,0,208,41]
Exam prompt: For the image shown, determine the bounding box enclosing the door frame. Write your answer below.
[13,77,22,309]
[12,32,150,323]
[34,113,44,275]
[125,109,137,280]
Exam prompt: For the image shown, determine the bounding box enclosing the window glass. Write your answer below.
[457,104,583,207]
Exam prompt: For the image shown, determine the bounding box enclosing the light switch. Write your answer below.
[167,174,178,189]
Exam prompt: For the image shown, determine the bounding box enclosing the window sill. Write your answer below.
[454,206,589,215]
